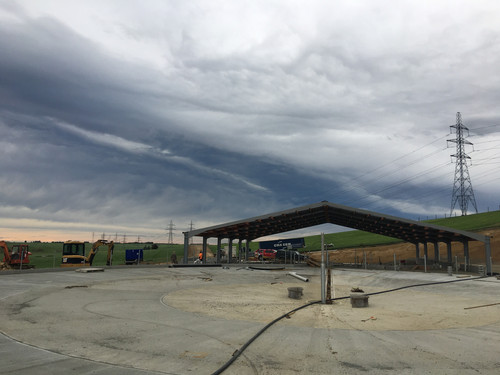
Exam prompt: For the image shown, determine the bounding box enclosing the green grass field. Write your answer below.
[301,210,500,252]
[4,210,500,269]
[4,242,188,269]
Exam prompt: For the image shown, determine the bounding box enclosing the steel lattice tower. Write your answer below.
[188,221,194,244]
[166,220,175,244]
[448,112,478,216]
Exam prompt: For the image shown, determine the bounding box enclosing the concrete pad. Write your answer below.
[1,266,500,374]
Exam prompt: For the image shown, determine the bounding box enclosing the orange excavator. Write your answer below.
[1,241,33,269]
[61,239,114,267]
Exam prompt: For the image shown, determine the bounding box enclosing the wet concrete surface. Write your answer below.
[1,266,499,374]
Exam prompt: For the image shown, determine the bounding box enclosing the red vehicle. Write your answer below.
[1,241,33,269]
[254,249,277,261]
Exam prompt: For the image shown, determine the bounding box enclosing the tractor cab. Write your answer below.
[62,241,86,266]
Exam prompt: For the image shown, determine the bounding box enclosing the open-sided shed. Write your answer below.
[183,201,492,274]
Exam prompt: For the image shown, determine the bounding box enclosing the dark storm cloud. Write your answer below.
[1,1,500,241]
[0,11,291,238]
[0,16,154,135]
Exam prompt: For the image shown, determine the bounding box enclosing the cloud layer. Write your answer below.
[1,1,499,242]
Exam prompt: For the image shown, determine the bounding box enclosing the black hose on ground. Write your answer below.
[210,274,492,375]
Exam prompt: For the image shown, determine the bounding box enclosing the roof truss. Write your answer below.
[186,201,487,244]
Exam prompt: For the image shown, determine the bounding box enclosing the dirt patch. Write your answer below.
[164,279,500,331]
[308,228,500,266]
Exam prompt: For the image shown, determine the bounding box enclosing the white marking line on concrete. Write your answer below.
[0,290,27,301]
[0,331,65,355]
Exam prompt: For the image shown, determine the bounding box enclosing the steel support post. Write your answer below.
[415,243,420,265]
[202,237,208,265]
[216,237,222,264]
[183,232,189,264]
[245,239,250,261]
[446,242,452,264]
[423,242,428,260]
[228,238,233,264]
[238,239,242,262]
[485,236,492,275]
[433,242,439,263]
[463,241,469,266]
[321,233,326,304]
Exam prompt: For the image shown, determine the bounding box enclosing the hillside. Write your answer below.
[305,211,500,270]
[302,210,500,251]
[308,227,500,271]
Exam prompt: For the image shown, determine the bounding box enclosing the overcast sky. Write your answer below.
[1,0,500,243]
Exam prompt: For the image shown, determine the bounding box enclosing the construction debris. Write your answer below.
[351,287,364,293]
[288,272,309,282]
[75,267,104,273]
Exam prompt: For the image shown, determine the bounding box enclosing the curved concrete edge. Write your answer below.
[0,332,170,375]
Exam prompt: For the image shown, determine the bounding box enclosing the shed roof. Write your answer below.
[185,201,487,244]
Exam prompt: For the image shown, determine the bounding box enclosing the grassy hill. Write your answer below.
[298,210,500,252]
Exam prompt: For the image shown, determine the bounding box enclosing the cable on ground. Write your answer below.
[211,274,493,375]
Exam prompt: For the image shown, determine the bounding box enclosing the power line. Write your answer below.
[354,115,499,215]
[338,117,498,216]
[316,134,450,202]
[469,138,500,145]
[348,161,451,209]
[295,119,497,217]
[469,123,500,133]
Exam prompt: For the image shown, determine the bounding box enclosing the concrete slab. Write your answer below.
[1,266,499,374]
[0,334,164,374]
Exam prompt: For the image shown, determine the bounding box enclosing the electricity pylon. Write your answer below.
[188,221,194,244]
[166,220,175,244]
[447,112,478,216]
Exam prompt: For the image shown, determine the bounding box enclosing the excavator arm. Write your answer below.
[106,241,114,266]
[87,240,114,266]
[1,241,11,263]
